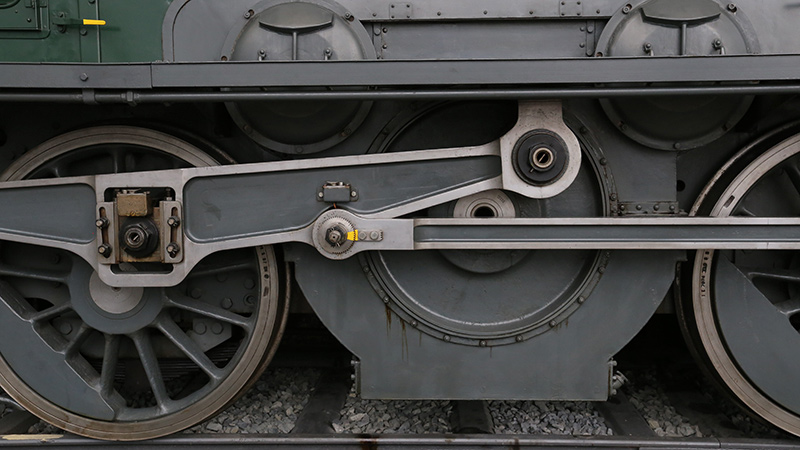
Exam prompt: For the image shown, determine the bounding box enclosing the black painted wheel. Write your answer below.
[0,126,288,440]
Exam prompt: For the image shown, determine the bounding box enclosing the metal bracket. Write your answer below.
[617,201,679,215]
[389,3,412,19]
[317,181,358,203]
[559,0,584,17]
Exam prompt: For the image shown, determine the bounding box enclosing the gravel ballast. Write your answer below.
[332,385,452,434]
[489,400,612,435]
[186,368,320,434]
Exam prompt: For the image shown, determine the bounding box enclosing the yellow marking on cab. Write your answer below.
[347,230,359,241]
[2,434,63,441]
[82,19,106,25]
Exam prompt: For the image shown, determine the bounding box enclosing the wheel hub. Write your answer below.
[88,271,144,315]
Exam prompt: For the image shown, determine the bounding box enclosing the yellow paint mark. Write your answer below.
[3,434,63,441]
[82,19,106,25]
[347,230,359,241]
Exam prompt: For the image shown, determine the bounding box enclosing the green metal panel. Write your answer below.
[0,0,40,30]
[98,0,172,62]
[0,0,171,62]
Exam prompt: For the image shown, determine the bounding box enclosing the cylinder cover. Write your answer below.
[222,0,375,154]
[596,0,759,150]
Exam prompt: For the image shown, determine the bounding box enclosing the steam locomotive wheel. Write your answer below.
[362,102,609,346]
[688,132,800,435]
[0,127,288,440]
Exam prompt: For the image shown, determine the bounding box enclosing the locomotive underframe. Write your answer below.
[3,50,800,433]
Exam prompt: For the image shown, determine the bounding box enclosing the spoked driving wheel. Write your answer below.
[687,131,800,436]
[0,126,288,440]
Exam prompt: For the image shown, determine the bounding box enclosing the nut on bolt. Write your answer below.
[95,217,109,229]
[166,242,180,258]
[325,226,347,247]
[98,244,112,257]
[167,216,181,228]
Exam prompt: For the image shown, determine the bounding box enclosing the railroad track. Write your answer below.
[1,317,798,449]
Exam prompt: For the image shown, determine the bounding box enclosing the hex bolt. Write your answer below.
[350,190,358,197]
[166,242,180,258]
[515,335,524,342]
[194,322,207,334]
[653,204,660,211]
[167,216,180,228]
[325,226,347,247]
[244,9,254,18]
[636,204,642,210]
[244,294,256,306]
[80,73,89,82]
[58,321,73,335]
[98,244,112,257]
[578,296,586,304]
[244,278,256,289]
[549,320,557,327]
[221,297,233,310]
[370,231,380,240]
[443,335,451,342]
[727,3,737,12]
[622,3,632,13]
[479,340,487,347]
[317,192,324,198]
[95,217,109,229]
[211,323,224,334]
[190,288,202,299]
[713,38,723,50]
[410,320,418,328]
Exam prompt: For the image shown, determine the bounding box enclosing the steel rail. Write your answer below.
[0,433,796,449]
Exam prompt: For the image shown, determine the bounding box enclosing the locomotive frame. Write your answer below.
[2,0,800,441]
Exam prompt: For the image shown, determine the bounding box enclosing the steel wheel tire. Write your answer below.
[689,131,800,436]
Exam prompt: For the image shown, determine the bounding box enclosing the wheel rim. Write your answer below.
[0,126,287,440]
[692,132,800,435]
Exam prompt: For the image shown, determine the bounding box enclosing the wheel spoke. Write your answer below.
[131,330,171,410]
[64,323,92,357]
[155,314,224,381]
[785,162,800,195]
[185,260,254,279]
[166,295,253,331]
[29,302,72,322]
[0,264,69,283]
[774,297,800,317]
[741,266,800,284]
[99,334,120,397]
